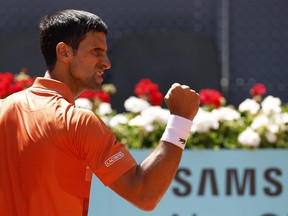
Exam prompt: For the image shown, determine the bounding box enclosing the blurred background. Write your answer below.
[0,0,287,111]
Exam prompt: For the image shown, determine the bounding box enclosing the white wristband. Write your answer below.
[161,115,192,149]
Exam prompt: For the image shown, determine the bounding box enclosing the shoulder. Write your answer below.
[0,90,25,109]
[68,106,108,131]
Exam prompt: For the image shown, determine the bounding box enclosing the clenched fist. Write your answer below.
[164,83,200,121]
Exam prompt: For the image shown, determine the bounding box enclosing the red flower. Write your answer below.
[94,91,110,103]
[8,82,25,95]
[79,91,97,99]
[0,71,35,98]
[134,79,158,96]
[79,90,110,103]
[149,91,163,106]
[0,72,17,98]
[199,89,224,108]
[134,79,163,105]
[250,83,266,96]
[0,72,14,84]
[0,89,6,98]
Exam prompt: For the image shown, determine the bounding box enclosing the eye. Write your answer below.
[93,48,100,54]
[93,48,104,57]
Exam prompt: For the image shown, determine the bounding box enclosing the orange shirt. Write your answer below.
[0,78,137,216]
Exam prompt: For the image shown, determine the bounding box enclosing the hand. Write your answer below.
[164,83,200,121]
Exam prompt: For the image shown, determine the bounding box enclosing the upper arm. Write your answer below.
[70,108,137,185]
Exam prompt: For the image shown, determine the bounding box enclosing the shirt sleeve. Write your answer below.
[70,108,137,186]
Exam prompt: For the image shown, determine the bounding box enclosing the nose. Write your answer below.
[102,55,111,70]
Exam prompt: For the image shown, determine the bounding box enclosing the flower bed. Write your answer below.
[2,70,288,149]
[76,79,288,150]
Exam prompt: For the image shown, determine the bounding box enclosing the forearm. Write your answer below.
[136,141,182,207]
[109,141,183,211]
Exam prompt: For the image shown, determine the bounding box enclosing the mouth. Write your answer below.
[97,71,104,76]
[95,71,104,84]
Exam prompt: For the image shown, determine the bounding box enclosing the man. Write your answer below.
[0,9,200,216]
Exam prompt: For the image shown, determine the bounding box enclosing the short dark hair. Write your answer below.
[39,9,108,71]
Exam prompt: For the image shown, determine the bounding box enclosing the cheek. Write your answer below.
[69,60,84,79]
[71,54,97,73]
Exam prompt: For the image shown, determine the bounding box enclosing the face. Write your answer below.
[68,31,111,93]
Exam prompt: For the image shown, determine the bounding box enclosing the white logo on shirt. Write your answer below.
[105,152,124,167]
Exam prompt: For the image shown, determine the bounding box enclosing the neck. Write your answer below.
[43,70,81,98]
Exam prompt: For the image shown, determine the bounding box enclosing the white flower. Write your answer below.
[129,115,151,127]
[251,112,285,135]
[265,131,277,143]
[238,98,260,114]
[128,115,154,132]
[75,98,93,110]
[99,116,111,126]
[238,127,261,147]
[140,106,170,124]
[212,107,241,121]
[251,114,269,130]
[109,114,129,128]
[124,96,150,113]
[97,102,113,116]
[267,123,280,134]
[144,124,155,133]
[280,113,288,124]
[191,108,219,133]
[274,113,288,131]
[127,106,170,133]
[261,95,281,114]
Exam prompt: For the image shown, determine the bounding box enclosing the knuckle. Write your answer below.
[181,85,190,89]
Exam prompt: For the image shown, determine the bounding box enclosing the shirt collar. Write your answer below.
[30,77,75,104]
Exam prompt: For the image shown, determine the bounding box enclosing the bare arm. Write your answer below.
[109,83,200,211]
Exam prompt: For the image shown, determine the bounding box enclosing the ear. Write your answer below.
[55,42,73,64]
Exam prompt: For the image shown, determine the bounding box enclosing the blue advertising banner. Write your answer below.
[88,150,288,216]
